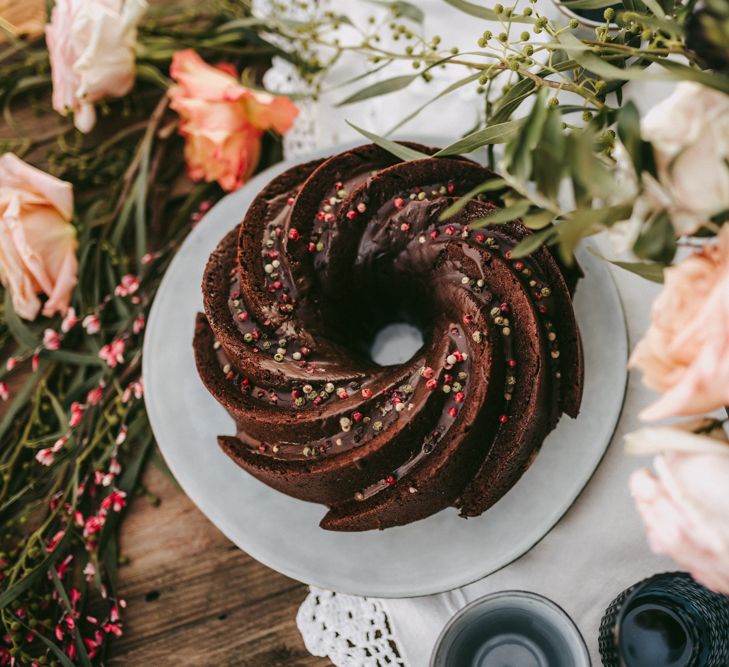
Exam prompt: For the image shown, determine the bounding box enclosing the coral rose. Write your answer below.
[0,154,77,320]
[629,225,729,420]
[168,49,299,192]
[627,421,729,594]
[46,0,147,133]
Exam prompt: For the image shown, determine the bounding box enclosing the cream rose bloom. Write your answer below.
[627,421,729,594]
[625,82,729,238]
[0,154,77,320]
[45,0,147,133]
[169,49,299,192]
[629,224,729,420]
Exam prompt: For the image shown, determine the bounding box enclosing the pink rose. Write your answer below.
[629,225,729,420]
[627,422,729,594]
[46,0,147,133]
[0,154,77,320]
[168,49,299,192]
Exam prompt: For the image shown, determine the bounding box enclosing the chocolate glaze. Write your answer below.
[193,143,584,531]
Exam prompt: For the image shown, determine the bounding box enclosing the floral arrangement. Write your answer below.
[0,0,728,663]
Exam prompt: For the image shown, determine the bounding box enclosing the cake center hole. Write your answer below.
[369,322,424,366]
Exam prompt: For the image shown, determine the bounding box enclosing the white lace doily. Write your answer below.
[297,588,405,667]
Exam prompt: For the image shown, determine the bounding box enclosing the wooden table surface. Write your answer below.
[111,465,330,667]
[0,3,331,664]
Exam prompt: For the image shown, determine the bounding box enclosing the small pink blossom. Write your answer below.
[86,386,103,406]
[60,306,77,333]
[109,458,121,475]
[99,338,125,368]
[122,379,144,402]
[0,383,9,401]
[101,490,127,512]
[102,622,123,637]
[43,328,61,350]
[141,252,155,264]
[83,514,106,539]
[69,401,85,428]
[132,313,145,334]
[56,554,73,578]
[115,425,128,445]
[94,470,114,487]
[46,530,65,552]
[84,630,104,658]
[36,448,56,466]
[5,357,16,371]
[83,561,96,582]
[52,435,68,453]
[82,314,100,334]
[32,353,40,371]
[114,274,140,297]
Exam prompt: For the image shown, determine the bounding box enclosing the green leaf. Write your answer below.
[590,250,665,283]
[435,120,523,156]
[503,88,549,180]
[531,106,566,202]
[3,291,38,349]
[521,210,556,229]
[388,71,482,134]
[367,0,424,22]
[0,529,71,609]
[346,122,430,161]
[555,31,729,94]
[442,0,534,22]
[18,619,77,667]
[640,0,667,17]
[562,0,618,9]
[439,179,507,220]
[0,362,45,443]
[511,226,559,257]
[337,74,418,106]
[621,11,683,36]
[50,568,93,667]
[47,349,105,366]
[469,200,532,228]
[633,210,677,263]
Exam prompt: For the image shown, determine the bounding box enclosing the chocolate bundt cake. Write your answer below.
[193,143,584,532]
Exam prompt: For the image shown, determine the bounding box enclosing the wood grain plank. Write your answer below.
[111,465,331,666]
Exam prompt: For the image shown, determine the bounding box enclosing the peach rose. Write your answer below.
[627,422,729,594]
[168,49,299,192]
[46,0,147,133]
[0,154,77,320]
[629,225,729,420]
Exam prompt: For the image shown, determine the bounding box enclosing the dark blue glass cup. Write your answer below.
[599,572,729,667]
[430,591,590,667]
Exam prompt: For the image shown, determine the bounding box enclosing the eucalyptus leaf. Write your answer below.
[590,250,665,282]
[469,200,531,228]
[633,210,677,262]
[388,72,482,134]
[521,210,556,229]
[640,0,667,17]
[346,122,430,161]
[562,0,618,9]
[439,179,507,220]
[511,226,559,257]
[435,120,522,156]
[442,0,534,22]
[503,88,549,180]
[337,74,417,106]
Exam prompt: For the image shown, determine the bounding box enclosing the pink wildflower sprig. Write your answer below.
[99,337,126,368]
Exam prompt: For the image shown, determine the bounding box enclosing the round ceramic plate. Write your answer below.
[143,138,627,598]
